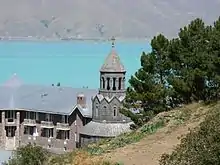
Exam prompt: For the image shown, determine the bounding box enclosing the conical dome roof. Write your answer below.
[100,37,125,73]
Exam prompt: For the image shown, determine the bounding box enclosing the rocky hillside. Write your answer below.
[0,0,220,39]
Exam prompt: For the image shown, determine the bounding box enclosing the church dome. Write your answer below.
[100,37,126,73]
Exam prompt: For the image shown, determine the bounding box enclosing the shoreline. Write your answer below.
[0,36,150,43]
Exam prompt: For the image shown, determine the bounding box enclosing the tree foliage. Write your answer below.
[126,17,220,120]
[124,16,220,165]
[4,144,48,165]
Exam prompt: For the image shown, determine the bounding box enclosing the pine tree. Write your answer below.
[168,18,211,102]
[126,34,171,114]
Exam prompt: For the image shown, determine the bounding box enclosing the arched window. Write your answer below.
[107,78,110,90]
[95,104,99,117]
[113,77,116,90]
[118,77,122,90]
[102,77,105,89]
[103,106,107,112]
[113,107,117,117]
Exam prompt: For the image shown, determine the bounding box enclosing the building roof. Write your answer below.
[80,121,133,137]
[0,83,97,117]
[100,44,125,73]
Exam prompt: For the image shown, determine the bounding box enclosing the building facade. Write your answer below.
[0,40,132,153]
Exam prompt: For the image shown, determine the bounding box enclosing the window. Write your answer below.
[95,106,99,117]
[59,130,69,140]
[41,128,53,138]
[107,77,110,90]
[113,77,116,90]
[25,112,37,120]
[45,128,53,138]
[62,115,68,123]
[118,77,122,90]
[64,131,69,139]
[102,77,105,89]
[24,126,34,135]
[5,111,15,119]
[103,106,107,111]
[113,107,117,117]
[45,114,52,121]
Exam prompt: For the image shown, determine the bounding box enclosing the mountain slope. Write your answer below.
[0,0,220,39]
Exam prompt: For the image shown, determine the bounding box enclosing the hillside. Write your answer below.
[102,103,209,165]
[5,102,216,165]
[1,0,220,39]
[46,102,212,165]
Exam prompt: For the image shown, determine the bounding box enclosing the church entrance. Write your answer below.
[5,126,16,137]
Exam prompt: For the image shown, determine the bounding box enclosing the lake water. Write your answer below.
[0,41,151,88]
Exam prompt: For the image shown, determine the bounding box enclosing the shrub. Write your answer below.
[4,144,48,165]
[159,105,220,165]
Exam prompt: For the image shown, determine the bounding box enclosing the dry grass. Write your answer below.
[101,102,214,165]
[70,151,115,165]
[48,102,215,165]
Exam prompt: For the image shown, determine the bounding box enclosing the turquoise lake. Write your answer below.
[0,41,151,88]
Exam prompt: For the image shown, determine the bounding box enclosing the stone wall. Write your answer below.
[79,134,110,148]
[92,96,130,122]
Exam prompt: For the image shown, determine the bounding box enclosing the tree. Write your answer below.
[206,17,220,100]
[126,34,171,114]
[4,144,48,165]
[126,17,220,122]
[168,18,212,102]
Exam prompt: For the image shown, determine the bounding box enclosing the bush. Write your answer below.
[4,144,48,165]
[159,105,220,165]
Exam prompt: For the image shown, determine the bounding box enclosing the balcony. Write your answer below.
[41,121,54,128]
[5,118,17,125]
[56,123,70,130]
[23,119,36,126]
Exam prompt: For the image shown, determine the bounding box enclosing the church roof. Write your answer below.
[100,38,125,73]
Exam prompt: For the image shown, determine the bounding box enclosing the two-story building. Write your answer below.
[0,39,132,153]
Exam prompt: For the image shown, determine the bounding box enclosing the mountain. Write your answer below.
[0,0,220,39]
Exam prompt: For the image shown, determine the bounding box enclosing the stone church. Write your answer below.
[80,39,132,145]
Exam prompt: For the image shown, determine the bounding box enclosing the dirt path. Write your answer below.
[103,121,201,165]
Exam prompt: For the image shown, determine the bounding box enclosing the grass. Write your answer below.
[48,150,123,165]
[85,103,208,156]
[47,102,211,165]
[85,117,166,155]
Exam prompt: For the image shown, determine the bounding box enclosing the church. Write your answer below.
[0,38,132,153]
